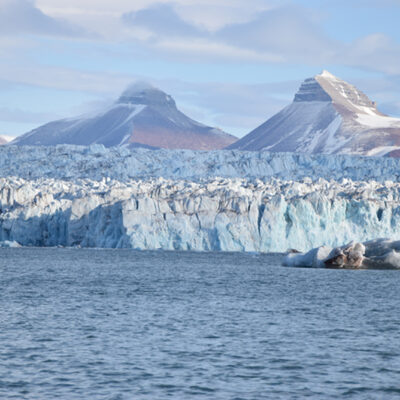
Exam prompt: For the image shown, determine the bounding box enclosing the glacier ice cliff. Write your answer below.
[2,161,400,251]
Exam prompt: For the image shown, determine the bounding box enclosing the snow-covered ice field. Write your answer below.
[2,144,400,182]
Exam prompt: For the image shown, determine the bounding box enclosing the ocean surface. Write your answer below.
[1,248,400,399]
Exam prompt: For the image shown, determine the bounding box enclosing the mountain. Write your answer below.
[11,83,237,150]
[228,70,400,157]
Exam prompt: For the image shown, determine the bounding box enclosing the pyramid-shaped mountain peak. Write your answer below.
[294,71,378,113]
[228,71,400,156]
[318,70,337,79]
[117,82,177,108]
[12,83,237,150]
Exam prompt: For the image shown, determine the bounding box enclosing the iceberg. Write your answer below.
[284,239,400,269]
[0,240,21,248]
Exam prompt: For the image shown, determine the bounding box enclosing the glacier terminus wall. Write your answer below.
[1,145,400,252]
[2,176,400,252]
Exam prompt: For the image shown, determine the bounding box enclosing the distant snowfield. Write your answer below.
[2,144,400,182]
[1,145,400,251]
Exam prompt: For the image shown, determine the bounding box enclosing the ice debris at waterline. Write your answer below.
[0,240,21,248]
[3,177,400,251]
[283,239,400,269]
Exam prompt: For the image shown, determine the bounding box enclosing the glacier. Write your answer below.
[2,144,400,252]
[2,144,400,182]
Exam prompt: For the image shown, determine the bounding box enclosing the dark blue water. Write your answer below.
[1,248,400,399]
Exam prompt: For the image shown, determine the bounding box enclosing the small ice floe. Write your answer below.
[0,240,22,248]
[283,239,400,269]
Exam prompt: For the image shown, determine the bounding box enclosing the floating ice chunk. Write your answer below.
[284,239,400,269]
[0,240,21,248]
[383,250,400,268]
[283,246,332,268]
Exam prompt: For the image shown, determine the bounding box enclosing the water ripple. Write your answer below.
[0,248,399,399]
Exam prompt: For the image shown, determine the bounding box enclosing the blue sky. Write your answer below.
[0,0,399,138]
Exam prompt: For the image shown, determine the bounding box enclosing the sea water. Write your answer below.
[0,248,399,399]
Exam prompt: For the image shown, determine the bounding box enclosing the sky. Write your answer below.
[0,0,400,138]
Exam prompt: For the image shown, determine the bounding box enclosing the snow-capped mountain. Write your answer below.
[11,82,237,150]
[228,70,400,157]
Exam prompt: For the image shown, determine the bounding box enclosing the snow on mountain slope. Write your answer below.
[11,83,237,150]
[228,70,400,156]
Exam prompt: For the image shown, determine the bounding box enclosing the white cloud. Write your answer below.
[37,0,277,40]
[0,0,88,37]
[342,34,400,75]
[119,3,400,77]
[37,0,275,28]
[152,38,284,63]
[0,63,131,95]
[217,6,337,62]
[27,1,400,76]
[170,0,276,31]
[122,3,206,38]
[120,3,334,63]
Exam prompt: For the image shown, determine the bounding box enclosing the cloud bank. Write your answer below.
[119,2,400,75]
[0,0,88,37]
